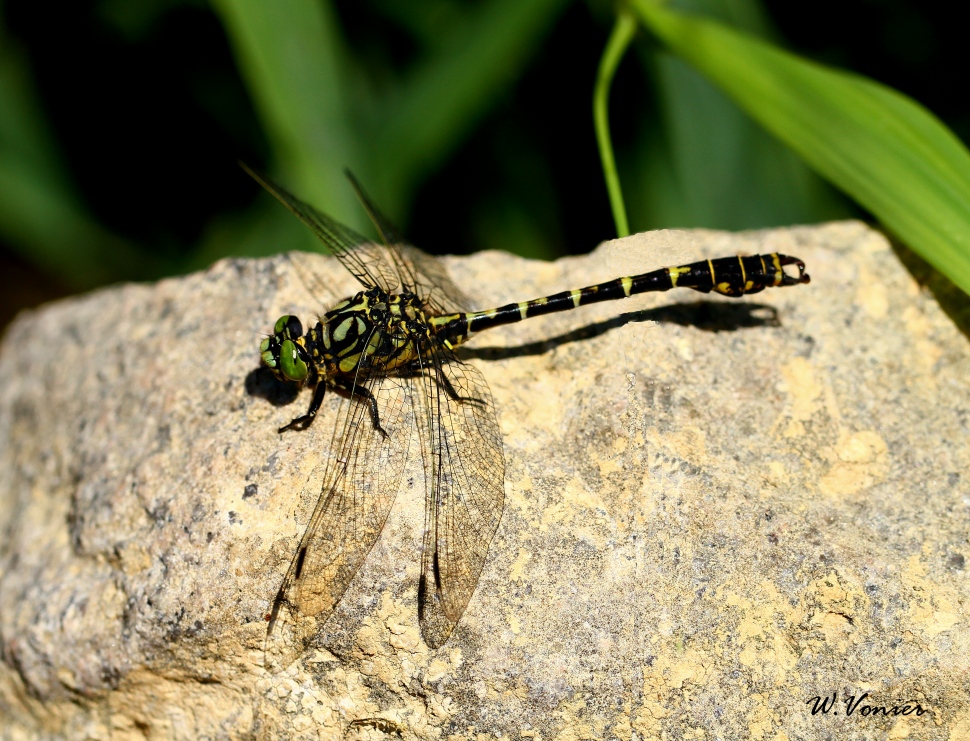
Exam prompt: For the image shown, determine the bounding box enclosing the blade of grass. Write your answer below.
[212,0,364,228]
[214,0,568,233]
[593,12,637,238]
[632,0,970,296]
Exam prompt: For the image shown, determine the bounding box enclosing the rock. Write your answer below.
[0,222,968,739]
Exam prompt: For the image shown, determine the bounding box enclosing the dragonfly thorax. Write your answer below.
[259,289,434,386]
[308,287,430,380]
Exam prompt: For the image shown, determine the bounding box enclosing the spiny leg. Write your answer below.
[403,360,486,407]
[435,364,485,406]
[279,382,326,433]
[333,377,390,438]
[278,376,391,438]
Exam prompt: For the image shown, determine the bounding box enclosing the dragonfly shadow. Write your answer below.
[459,300,781,362]
[890,236,970,341]
[245,365,301,407]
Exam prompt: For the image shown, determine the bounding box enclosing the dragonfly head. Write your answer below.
[260,315,310,382]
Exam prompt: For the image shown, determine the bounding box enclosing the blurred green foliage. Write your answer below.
[2,0,970,323]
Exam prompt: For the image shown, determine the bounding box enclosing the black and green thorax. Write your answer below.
[260,287,436,385]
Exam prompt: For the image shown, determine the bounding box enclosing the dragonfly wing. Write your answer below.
[414,347,505,648]
[265,368,414,671]
[343,170,475,313]
[243,164,400,293]
[403,244,476,314]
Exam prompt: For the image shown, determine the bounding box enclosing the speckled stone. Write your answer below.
[1,222,968,740]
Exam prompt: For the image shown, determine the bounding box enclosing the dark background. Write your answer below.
[1,0,966,331]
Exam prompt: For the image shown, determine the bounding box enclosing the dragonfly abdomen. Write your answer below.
[435,253,809,345]
[663,253,809,297]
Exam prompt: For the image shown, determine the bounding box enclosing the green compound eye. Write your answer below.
[273,315,304,339]
[285,315,303,338]
[259,337,276,368]
[279,339,308,381]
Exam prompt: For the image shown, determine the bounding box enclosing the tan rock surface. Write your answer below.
[0,222,968,739]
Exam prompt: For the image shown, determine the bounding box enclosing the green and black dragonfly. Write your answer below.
[249,165,810,660]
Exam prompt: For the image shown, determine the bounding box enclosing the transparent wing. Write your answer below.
[344,170,475,313]
[403,244,476,314]
[243,163,400,293]
[413,346,505,648]
[281,252,349,313]
[265,361,414,671]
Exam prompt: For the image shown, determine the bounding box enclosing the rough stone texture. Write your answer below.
[0,222,968,740]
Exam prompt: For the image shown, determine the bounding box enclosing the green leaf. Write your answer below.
[633,0,970,296]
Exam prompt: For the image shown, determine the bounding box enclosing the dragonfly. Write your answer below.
[248,165,810,663]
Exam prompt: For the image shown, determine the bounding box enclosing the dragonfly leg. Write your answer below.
[333,378,389,438]
[435,366,485,406]
[279,382,327,432]
[404,361,486,406]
